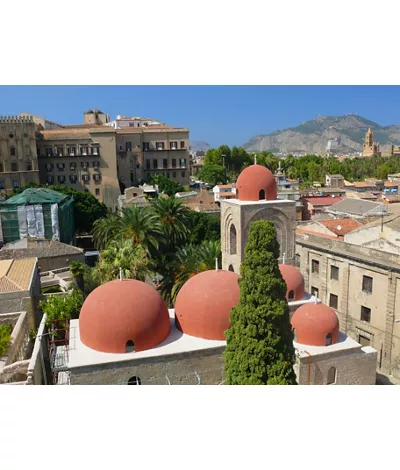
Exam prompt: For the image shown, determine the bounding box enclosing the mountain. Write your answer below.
[190,141,211,152]
[242,114,400,154]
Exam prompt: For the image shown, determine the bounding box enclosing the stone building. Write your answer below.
[362,127,381,157]
[296,231,400,382]
[220,163,297,272]
[0,116,40,197]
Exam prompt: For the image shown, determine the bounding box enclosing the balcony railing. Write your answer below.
[143,147,187,152]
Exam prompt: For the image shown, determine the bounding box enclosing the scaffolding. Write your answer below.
[48,318,70,385]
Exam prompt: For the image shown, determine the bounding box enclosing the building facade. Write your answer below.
[0,116,40,197]
[362,127,380,157]
[296,232,400,381]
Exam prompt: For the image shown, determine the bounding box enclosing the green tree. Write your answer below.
[0,324,12,357]
[150,174,185,196]
[224,220,297,385]
[39,290,84,325]
[188,211,220,245]
[70,261,86,297]
[197,164,228,186]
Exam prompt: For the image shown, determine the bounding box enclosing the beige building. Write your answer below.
[362,127,380,157]
[325,174,344,189]
[296,232,400,382]
[0,116,40,197]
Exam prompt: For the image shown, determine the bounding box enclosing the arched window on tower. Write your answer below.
[230,224,237,255]
[259,189,266,200]
[228,264,234,272]
[327,367,336,385]
[325,333,332,346]
[126,340,135,353]
[128,376,141,385]
[288,290,295,301]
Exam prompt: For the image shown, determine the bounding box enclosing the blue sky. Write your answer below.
[1,86,400,148]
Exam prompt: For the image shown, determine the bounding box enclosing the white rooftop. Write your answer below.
[67,309,226,370]
[294,332,362,358]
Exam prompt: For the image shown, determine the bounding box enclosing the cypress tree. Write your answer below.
[224,220,297,385]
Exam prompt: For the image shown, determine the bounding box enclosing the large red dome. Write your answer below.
[291,303,339,347]
[79,279,170,353]
[236,164,277,201]
[174,270,240,340]
[279,264,305,301]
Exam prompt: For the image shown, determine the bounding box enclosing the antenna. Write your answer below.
[119,267,123,281]
[215,258,218,271]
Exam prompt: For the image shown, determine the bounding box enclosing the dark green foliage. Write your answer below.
[224,220,297,385]
[197,164,228,186]
[0,324,12,357]
[8,183,107,234]
[188,211,220,245]
[150,174,186,196]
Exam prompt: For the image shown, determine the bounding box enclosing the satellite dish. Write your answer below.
[337,225,342,231]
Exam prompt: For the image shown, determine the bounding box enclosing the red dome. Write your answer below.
[291,303,339,347]
[236,164,277,201]
[174,270,240,340]
[279,264,305,301]
[79,279,170,353]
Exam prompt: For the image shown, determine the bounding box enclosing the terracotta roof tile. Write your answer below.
[319,218,361,236]
[303,196,342,206]
[0,258,36,293]
[296,228,338,240]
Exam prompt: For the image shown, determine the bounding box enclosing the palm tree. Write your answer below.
[70,261,86,297]
[92,206,162,252]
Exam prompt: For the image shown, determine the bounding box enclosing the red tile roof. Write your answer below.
[303,196,342,207]
[296,227,338,240]
[319,218,361,236]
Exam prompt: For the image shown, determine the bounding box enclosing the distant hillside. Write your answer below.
[242,114,400,154]
[190,141,211,152]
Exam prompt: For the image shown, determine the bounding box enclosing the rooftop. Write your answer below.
[0,239,83,260]
[327,198,389,217]
[295,332,363,358]
[303,196,343,206]
[318,218,361,236]
[0,258,36,293]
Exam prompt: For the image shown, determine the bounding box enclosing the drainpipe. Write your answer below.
[304,350,311,385]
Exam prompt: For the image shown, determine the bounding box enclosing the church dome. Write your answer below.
[235,164,277,201]
[174,270,240,340]
[279,264,305,301]
[291,303,339,347]
[79,279,170,353]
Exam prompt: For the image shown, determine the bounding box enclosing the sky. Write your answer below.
[1,85,400,148]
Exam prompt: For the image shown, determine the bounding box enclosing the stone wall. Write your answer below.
[70,347,225,385]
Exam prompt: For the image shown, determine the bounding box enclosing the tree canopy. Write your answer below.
[224,220,297,385]
[149,174,186,196]
[197,164,228,187]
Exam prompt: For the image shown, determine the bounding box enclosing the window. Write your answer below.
[230,224,237,255]
[179,158,185,168]
[259,189,266,200]
[93,174,101,182]
[146,160,150,170]
[330,266,339,281]
[82,174,90,183]
[45,163,53,171]
[26,162,32,171]
[10,147,16,156]
[170,141,178,150]
[181,171,186,178]
[0,181,4,189]
[81,146,88,156]
[228,265,234,272]
[11,162,18,172]
[358,335,371,347]
[163,159,168,169]
[13,180,19,188]
[47,175,54,184]
[156,141,164,150]
[180,141,185,149]
[153,159,158,169]
[57,163,65,171]
[69,175,77,183]
[311,259,319,274]
[126,142,132,151]
[295,253,301,268]
[57,147,64,156]
[93,161,100,169]
[126,340,135,353]
[327,367,336,384]
[172,159,177,168]
[173,171,176,178]
[288,290,295,301]
[95,188,100,196]
[128,376,141,385]
[361,306,371,323]
[70,162,76,171]
[362,275,373,293]
[92,146,99,155]
[325,333,332,346]
[329,294,338,309]
[58,175,66,183]
[143,142,149,151]
[311,286,319,298]
[69,147,76,156]
[0,163,3,173]
[9,133,14,139]
[45,147,53,157]
[81,161,89,169]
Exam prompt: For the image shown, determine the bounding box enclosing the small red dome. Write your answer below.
[236,164,277,201]
[291,303,339,347]
[79,279,170,353]
[174,270,240,340]
[279,264,305,301]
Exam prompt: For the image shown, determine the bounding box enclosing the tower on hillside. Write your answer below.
[221,163,297,273]
[362,127,380,157]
